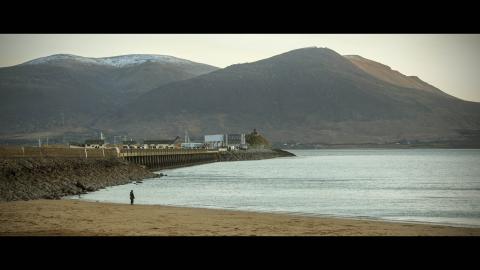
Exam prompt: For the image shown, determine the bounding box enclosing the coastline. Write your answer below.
[1,199,479,236]
[0,148,294,202]
[71,198,480,229]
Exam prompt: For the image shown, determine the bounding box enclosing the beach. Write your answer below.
[1,199,479,236]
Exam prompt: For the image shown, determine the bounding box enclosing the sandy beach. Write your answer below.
[1,199,479,236]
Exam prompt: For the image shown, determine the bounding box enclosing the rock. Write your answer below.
[75,181,86,190]
[0,157,155,202]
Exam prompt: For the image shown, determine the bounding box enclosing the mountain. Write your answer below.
[344,55,452,97]
[0,54,218,138]
[99,47,480,144]
[24,54,196,67]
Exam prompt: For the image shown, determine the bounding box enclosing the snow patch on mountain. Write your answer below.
[23,54,194,67]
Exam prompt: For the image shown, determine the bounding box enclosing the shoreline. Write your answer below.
[67,197,480,230]
[0,149,294,202]
[1,199,479,236]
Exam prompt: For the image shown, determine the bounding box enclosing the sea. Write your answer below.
[67,149,480,228]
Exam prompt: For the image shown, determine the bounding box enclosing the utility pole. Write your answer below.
[38,138,41,147]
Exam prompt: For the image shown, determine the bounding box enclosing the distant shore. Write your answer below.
[277,143,480,149]
[1,199,479,236]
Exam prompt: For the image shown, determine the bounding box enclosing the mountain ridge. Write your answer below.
[96,47,480,144]
[20,53,209,68]
[1,48,479,145]
[344,54,453,98]
[0,53,219,138]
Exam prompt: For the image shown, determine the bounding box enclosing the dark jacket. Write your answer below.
[130,191,135,199]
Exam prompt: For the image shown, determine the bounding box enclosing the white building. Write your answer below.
[84,139,106,149]
[204,134,224,149]
[181,142,205,149]
[225,133,246,150]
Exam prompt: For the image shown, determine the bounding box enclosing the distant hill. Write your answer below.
[0,54,218,138]
[99,47,480,144]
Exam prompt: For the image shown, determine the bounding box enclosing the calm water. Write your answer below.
[67,149,480,227]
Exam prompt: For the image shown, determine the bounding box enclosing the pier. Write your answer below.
[119,148,219,170]
[0,146,291,171]
[0,146,220,170]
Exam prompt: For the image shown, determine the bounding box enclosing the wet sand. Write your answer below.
[1,199,479,236]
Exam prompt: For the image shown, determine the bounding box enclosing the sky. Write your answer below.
[1,34,479,102]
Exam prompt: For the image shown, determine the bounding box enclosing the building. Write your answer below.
[122,140,138,149]
[84,139,105,149]
[144,136,182,149]
[225,133,246,150]
[143,140,173,149]
[204,134,224,149]
[181,142,205,149]
[204,133,248,150]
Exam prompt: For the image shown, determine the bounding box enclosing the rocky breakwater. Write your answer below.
[218,149,295,161]
[0,157,156,202]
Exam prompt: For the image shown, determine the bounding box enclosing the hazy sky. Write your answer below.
[1,34,479,102]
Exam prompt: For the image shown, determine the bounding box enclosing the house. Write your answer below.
[122,140,138,149]
[143,140,174,149]
[144,136,182,149]
[84,139,105,149]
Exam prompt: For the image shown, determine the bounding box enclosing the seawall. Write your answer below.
[0,157,156,202]
[122,148,295,168]
[0,148,295,202]
[121,149,219,170]
[218,149,295,161]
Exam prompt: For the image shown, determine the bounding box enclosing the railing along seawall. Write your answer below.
[0,146,118,159]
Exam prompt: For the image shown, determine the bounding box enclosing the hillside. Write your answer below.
[99,47,480,144]
[344,55,452,98]
[246,129,271,147]
[2,48,480,145]
[0,54,218,138]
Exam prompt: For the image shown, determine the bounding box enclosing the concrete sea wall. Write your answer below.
[218,149,295,161]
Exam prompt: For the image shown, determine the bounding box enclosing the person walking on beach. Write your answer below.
[130,190,135,205]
